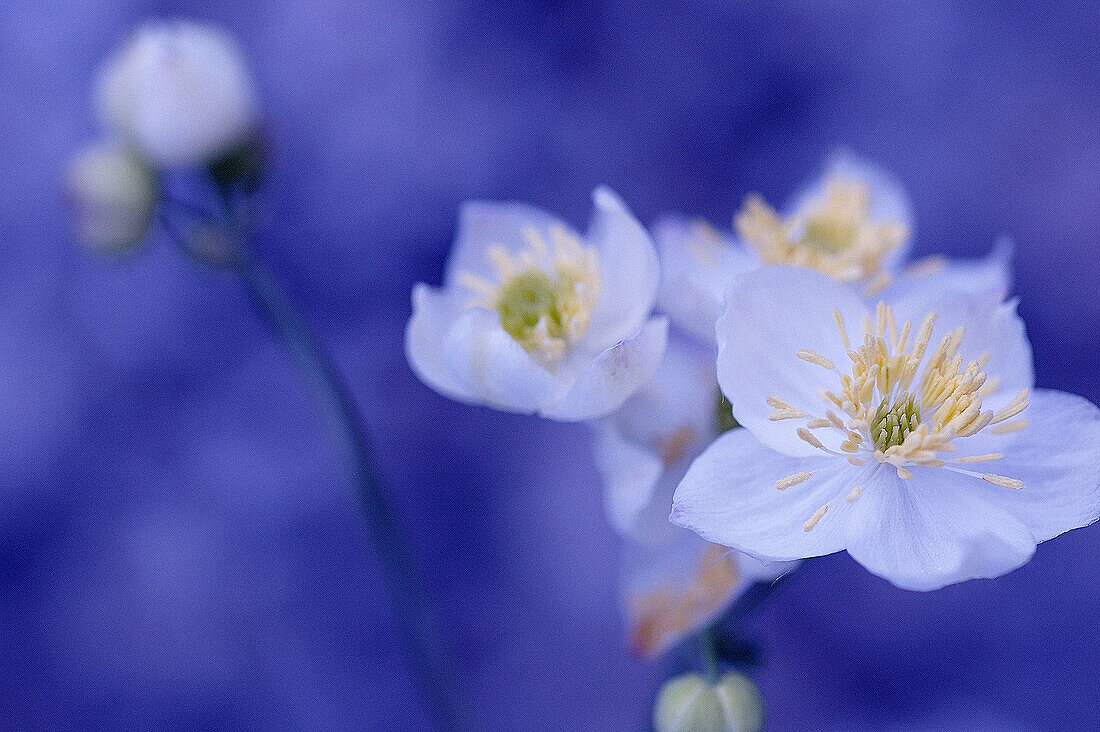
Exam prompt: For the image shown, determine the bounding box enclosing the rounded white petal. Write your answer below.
[404,283,481,404]
[593,335,723,542]
[440,308,565,413]
[845,468,1036,591]
[886,238,1013,304]
[671,428,853,561]
[961,389,1100,543]
[579,187,661,351]
[96,21,258,167]
[541,316,668,421]
[443,200,574,288]
[654,215,758,342]
[717,266,868,457]
[591,422,669,541]
[788,150,913,270]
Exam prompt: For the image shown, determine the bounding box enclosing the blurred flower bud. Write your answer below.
[654,673,764,732]
[64,141,157,254]
[95,20,258,168]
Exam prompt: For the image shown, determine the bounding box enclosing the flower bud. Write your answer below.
[95,20,258,168]
[653,673,764,732]
[64,141,156,254]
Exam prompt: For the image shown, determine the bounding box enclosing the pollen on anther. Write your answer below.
[958,453,1003,463]
[991,419,1028,435]
[846,486,862,502]
[804,504,828,531]
[776,472,813,491]
[983,473,1024,490]
[797,349,836,370]
[797,428,825,449]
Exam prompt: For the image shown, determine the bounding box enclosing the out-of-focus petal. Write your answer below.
[887,238,1013,304]
[580,187,661,351]
[541,317,668,421]
[443,200,575,287]
[441,308,565,413]
[654,215,758,342]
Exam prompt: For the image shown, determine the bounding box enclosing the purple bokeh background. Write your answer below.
[2,1,1098,729]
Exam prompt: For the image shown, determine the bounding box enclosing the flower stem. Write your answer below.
[233,251,463,731]
[699,628,720,683]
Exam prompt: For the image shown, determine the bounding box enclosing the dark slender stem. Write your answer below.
[699,628,719,683]
[231,251,463,730]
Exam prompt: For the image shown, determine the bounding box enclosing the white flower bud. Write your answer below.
[64,141,156,254]
[95,20,258,168]
[654,673,764,732]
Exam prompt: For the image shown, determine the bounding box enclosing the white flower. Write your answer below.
[655,152,1011,341]
[64,141,157,253]
[592,336,791,656]
[406,187,668,421]
[95,21,258,167]
[672,266,1100,591]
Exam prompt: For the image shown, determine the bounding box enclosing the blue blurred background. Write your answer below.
[2,1,1098,729]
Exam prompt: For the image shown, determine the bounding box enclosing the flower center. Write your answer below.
[459,225,601,364]
[870,393,921,451]
[769,303,1030,529]
[735,179,908,294]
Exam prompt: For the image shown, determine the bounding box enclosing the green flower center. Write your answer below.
[871,393,921,451]
[495,270,564,347]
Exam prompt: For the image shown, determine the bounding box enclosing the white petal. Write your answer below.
[440,308,565,413]
[579,187,661,352]
[671,429,854,561]
[886,238,1013,304]
[620,535,747,658]
[442,200,575,287]
[787,150,913,270]
[404,284,480,404]
[846,468,1036,591]
[960,389,1100,543]
[541,317,668,421]
[654,215,758,342]
[890,294,1033,413]
[717,266,868,457]
[590,421,671,542]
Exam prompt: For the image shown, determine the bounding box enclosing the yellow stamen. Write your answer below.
[776,472,813,491]
[804,504,829,531]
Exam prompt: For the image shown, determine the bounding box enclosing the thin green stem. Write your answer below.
[233,251,463,731]
[699,628,719,683]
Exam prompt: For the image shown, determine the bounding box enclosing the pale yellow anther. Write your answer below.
[847,456,866,467]
[846,486,862,502]
[833,309,850,350]
[776,472,813,491]
[797,428,825,450]
[806,418,832,429]
[991,419,1029,435]
[797,349,836,370]
[958,453,1003,463]
[983,473,1025,490]
[804,504,829,531]
[897,467,914,479]
[770,408,806,421]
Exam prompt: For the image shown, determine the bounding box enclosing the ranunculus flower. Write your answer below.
[64,141,157,254]
[654,153,1011,342]
[406,187,667,421]
[672,266,1100,591]
[95,20,258,168]
[593,336,791,656]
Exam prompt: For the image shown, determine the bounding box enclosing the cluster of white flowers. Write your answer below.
[65,21,259,254]
[407,154,1100,662]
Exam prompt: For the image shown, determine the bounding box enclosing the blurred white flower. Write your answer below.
[653,672,764,732]
[592,336,792,657]
[95,20,258,168]
[64,141,157,253]
[406,187,667,421]
[672,266,1100,591]
[655,152,1011,341]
